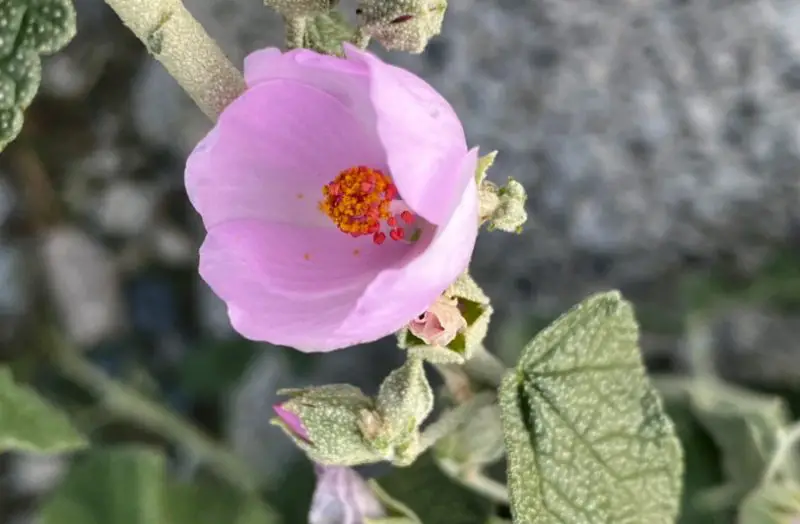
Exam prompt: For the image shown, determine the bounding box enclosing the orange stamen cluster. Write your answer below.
[319,166,415,245]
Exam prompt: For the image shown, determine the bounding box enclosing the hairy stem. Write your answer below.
[761,421,800,488]
[437,460,510,505]
[433,345,506,403]
[419,392,495,451]
[49,335,257,492]
[103,0,245,120]
[284,16,308,49]
[463,345,506,388]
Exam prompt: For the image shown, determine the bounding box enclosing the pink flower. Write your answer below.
[408,295,466,346]
[185,44,478,352]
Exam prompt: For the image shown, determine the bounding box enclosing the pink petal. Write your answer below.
[199,219,413,351]
[185,79,386,230]
[244,48,378,132]
[274,403,309,441]
[343,44,468,226]
[329,149,480,343]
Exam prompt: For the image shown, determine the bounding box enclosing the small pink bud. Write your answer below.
[408,296,466,346]
[273,403,310,442]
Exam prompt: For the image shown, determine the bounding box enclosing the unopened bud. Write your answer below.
[480,177,528,233]
[272,385,386,466]
[475,150,498,184]
[309,466,387,524]
[355,0,447,53]
[399,273,493,364]
[408,296,466,347]
[372,358,433,460]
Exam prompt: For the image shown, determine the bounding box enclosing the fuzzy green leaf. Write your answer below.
[499,291,684,524]
[656,376,792,515]
[0,366,86,454]
[475,150,498,183]
[655,377,727,524]
[0,0,76,150]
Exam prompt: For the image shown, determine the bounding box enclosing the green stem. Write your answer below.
[353,27,371,49]
[419,392,495,451]
[684,312,716,378]
[284,16,308,49]
[761,421,800,488]
[49,337,257,492]
[102,0,245,121]
[437,460,509,505]
[463,345,506,388]
[433,345,506,403]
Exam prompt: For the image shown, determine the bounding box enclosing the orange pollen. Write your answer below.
[318,166,415,245]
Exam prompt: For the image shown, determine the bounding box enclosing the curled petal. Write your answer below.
[343,44,468,225]
[273,404,310,441]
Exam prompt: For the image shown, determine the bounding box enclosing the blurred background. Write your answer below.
[1,0,799,521]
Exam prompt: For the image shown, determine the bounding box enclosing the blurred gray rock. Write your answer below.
[130,1,282,153]
[130,0,800,372]
[8,452,67,496]
[0,242,30,346]
[131,60,211,154]
[40,226,126,347]
[40,0,119,99]
[227,349,297,488]
[133,0,800,293]
[0,243,27,317]
[94,181,158,237]
[148,223,196,265]
[197,281,237,340]
[713,306,800,385]
[0,177,15,227]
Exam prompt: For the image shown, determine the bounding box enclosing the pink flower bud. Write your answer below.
[408,296,466,346]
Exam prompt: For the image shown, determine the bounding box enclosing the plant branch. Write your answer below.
[103,0,245,120]
[419,392,495,451]
[761,421,800,488]
[437,459,510,505]
[463,345,506,388]
[433,345,506,403]
[48,335,257,492]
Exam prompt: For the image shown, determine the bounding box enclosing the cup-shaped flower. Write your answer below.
[309,466,386,524]
[185,45,478,352]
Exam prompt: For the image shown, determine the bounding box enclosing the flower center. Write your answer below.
[319,166,415,245]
